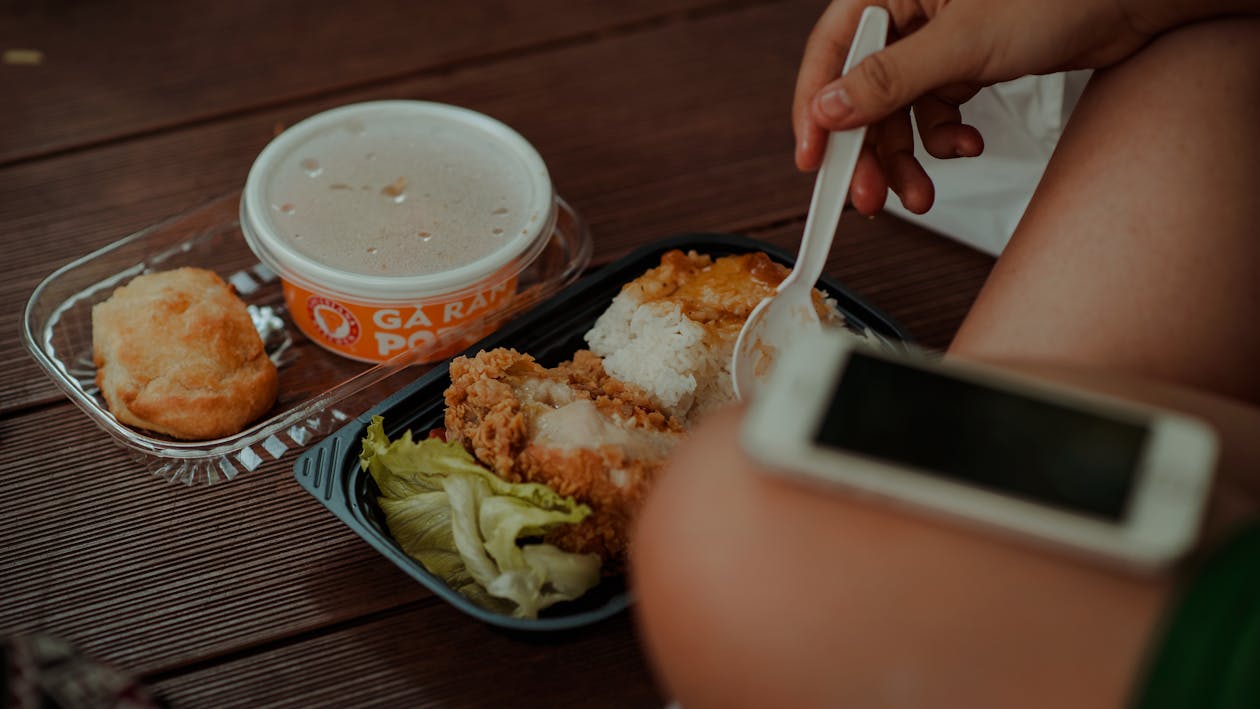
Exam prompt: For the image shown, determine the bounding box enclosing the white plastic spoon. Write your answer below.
[731,6,889,400]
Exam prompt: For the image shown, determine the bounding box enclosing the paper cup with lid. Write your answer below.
[241,100,559,363]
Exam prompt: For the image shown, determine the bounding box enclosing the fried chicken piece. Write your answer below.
[445,348,684,569]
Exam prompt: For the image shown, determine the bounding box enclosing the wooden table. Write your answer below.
[1,1,994,705]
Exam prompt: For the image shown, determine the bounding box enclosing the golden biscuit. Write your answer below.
[92,267,279,440]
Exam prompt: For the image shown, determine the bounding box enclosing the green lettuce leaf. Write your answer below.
[360,416,601,619]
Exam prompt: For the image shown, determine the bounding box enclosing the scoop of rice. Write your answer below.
[586,296,718,422]
[585,250,839,425]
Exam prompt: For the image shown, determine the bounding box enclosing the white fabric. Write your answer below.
[883,70,1093,255]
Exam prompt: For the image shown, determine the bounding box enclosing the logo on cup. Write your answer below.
[307,296,360,346]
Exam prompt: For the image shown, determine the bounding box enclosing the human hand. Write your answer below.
[794,0,1172,216]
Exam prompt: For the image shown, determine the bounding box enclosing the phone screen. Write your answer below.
[814,353,1149,521]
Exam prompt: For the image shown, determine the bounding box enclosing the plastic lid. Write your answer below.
[241,101,555,302]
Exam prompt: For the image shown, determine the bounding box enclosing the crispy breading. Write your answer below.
[445,348,683,568]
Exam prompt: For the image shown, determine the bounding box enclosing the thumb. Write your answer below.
[812,17,979,130]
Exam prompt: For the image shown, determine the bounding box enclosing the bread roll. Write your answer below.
[92,267,279,440]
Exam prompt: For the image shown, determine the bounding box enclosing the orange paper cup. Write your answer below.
[279,273,519,363]
[240,101,556,363]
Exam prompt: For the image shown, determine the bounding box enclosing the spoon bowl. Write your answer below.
[732,282,822,397]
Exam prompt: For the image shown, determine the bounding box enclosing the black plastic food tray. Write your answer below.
[294,233,910,631]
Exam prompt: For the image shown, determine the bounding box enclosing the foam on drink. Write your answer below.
[265,111,540,277]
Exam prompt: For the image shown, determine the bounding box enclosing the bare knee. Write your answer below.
[632,407,1165,708]
[632,408,855,707]
[630,408,779,706]
[951,15,1260,401]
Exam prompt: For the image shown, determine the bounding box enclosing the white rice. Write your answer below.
[584,290,737,425]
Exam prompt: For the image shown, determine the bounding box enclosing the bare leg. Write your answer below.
[632,18,1260,709]
[634,389,1260,708]
[950,18,1260,403]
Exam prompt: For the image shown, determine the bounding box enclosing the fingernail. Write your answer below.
[817,87,854,121]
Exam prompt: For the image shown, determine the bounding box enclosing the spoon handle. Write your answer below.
[783,6,889,291]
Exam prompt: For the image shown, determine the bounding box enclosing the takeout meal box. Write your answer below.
[293,233,910,630]
[22,191,593,484]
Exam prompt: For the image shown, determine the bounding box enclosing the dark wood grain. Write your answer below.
[0,403,430,675]
[147,607,661,708]
[0,0,745,165]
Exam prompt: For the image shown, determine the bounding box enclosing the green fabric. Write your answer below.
[1131,520,1260,709]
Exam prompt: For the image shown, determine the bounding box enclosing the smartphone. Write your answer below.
[741,330,1217,571]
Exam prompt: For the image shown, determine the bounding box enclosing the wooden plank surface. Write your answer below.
[1,0,998,705]
[0,0,732,164]
[147,609,661,708]
[0,404,424,675]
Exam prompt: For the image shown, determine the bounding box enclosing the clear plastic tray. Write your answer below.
[22,191,592,485]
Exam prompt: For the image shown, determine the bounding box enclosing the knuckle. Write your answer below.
[856,53,901,104]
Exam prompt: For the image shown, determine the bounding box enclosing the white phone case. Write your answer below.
[741,330,1216,572]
